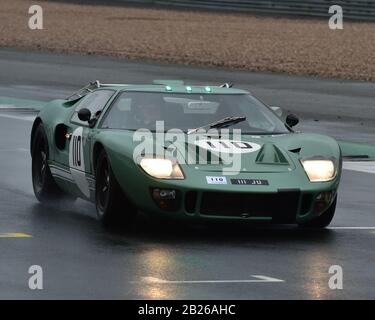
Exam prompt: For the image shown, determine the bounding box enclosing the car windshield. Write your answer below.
[101,92,289,134]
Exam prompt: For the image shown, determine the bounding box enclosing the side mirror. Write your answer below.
[286,114,299,127]
[270,106,283,117]
[78,108,91,122]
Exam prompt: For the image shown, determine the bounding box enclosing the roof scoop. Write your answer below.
[255,143,289,165]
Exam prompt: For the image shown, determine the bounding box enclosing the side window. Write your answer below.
[71,90,114,125]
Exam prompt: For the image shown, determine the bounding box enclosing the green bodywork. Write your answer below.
[30,82,374,224]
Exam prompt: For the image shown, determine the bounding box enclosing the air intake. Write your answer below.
[255,143,289,165]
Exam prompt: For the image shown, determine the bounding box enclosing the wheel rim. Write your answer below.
[97,158,110,212]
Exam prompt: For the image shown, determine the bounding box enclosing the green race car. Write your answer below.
[30,80,372,228]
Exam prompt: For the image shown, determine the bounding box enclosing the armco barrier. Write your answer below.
[120,0,375,21]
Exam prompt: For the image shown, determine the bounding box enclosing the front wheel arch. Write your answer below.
[95,149,137,226]
[298,196,337,229]
[92,142,137,212]
[93,142,105,174]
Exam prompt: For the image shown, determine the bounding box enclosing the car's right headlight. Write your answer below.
[301,158,337,182]
[139,158,184,179]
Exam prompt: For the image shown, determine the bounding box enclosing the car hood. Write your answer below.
[98,130,341,174]
[169,132,341,173]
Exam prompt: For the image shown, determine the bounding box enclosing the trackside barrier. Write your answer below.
[117,0,375,21]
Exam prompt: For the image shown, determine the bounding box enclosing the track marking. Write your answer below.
[0,114,35,122]
[0,97,44,110]
[0,233,32,238]
[343,161,375,174]
[328,227,375,230]
[0,104,16,109]
[138,275,284,284]
[0,148,28,152]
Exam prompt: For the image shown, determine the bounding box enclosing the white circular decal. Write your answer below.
[69,127,90,198]
[194,139,261,154]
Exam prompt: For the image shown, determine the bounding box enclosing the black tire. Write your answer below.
[298,197,337,229]
[32,124,66,202]
[95,149,137,226]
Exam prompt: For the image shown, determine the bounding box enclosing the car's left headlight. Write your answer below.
[139,158,184,179]
[301,158,337,182]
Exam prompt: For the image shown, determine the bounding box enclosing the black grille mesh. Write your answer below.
[200,190,300,222]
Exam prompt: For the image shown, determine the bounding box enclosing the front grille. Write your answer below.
[200,190,300,222]
[185,191,198,213]
[300,193,314,215]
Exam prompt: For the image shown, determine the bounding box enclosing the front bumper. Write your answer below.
[148,187,336,224]
[120,174,339,224]
[112,154,341,224]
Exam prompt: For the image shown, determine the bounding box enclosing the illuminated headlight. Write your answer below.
[139,158,184,179]
[301,159,336,182]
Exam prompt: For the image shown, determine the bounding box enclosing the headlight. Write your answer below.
[139,158,184,179]
[301,159,336,182]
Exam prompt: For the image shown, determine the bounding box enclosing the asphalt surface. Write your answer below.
[0,48,374,299]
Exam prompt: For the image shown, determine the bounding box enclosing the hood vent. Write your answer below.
[288,147,302,154]
[255,143,289,165]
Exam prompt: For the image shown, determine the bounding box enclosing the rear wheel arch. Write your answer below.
[32,123,72,202]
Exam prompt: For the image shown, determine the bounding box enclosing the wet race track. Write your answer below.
[0,49,374,299]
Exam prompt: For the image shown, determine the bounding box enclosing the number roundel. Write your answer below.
[194,139,261,154]
[68,127,90,198]
[69,127,85,171]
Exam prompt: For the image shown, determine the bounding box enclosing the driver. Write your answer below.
[134,101,163,127]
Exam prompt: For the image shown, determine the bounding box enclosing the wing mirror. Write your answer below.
[286,114,299,128]
[270,106,283,117]
[77,108,91,122]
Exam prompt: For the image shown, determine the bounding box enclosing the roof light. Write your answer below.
[165,85,172,92]
[186,86,192,93]
[205,86,212,93]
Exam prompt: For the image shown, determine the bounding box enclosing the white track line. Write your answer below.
[0,105,16,109]
[328,227,375,230]
[343,161,375,174]
[0,114,35,122]
[138,275,285,284]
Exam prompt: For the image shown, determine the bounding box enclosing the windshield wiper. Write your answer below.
[187,116,246,135]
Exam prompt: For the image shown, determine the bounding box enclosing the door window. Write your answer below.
[71,90,115,125]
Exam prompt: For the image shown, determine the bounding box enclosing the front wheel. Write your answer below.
[298,197,337,229]
[95,149,137,226]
